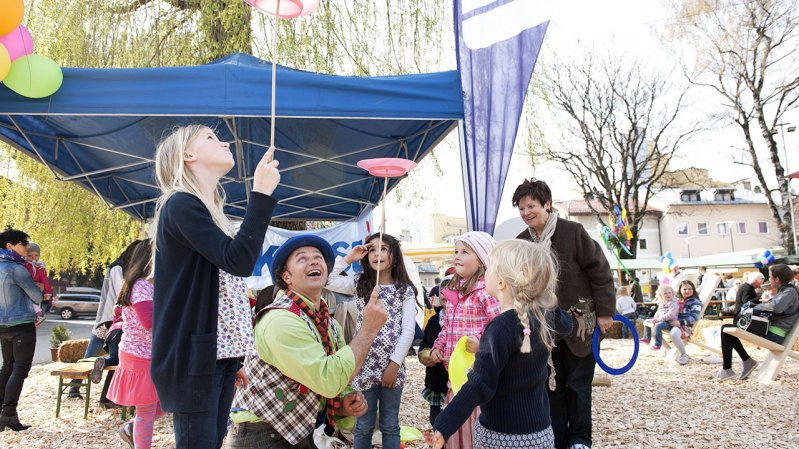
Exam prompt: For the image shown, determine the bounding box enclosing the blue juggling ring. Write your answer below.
[592,314,638,375]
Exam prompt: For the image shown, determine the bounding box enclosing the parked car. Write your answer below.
[50,293,101,320]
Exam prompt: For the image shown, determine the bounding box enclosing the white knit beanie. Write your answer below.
[456,231,496,269]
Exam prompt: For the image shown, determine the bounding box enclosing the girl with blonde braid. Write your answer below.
[429,239,572,449]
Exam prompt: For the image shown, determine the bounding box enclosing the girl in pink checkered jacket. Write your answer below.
[428,231,501,449]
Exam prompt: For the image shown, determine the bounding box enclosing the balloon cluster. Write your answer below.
[610,205,633,250]
[0,0,63,98]
[754,249,775,268]
[659,251,676,274]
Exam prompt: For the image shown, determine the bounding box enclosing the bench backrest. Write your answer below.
[696,274,721,317]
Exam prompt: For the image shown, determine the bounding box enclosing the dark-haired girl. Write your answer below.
[106,241,162,449]
[327,233,417,449]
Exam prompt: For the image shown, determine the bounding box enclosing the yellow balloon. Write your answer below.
[0,0,25,36]
[0,43,10,81]
[448,336,475,395]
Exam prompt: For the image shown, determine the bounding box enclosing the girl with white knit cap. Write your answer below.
[428,231,501,449]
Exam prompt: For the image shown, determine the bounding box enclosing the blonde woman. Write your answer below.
[429,239,572,449]
[149,125,280,449]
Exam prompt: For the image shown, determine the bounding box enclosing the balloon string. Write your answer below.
[270,0,281,150]
[601,225,633,257]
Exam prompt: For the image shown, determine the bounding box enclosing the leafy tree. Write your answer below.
[540,53,698,258]
[665,0,799,254]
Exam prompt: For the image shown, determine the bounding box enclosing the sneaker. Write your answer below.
[90,358,106,384]
[67,393,83,400]
[715,368,737,381]
[650,345,661,351]
[739,358,759,380]
[119,421,134,449]
[639,338,651,344]
[98,400,120,409]
[569,444,591,449]
[678,354,689,365]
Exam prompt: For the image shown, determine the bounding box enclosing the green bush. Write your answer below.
[49,324,72,348]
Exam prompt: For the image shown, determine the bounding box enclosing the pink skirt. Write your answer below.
[107,350,159,406]
[444,387,479,449]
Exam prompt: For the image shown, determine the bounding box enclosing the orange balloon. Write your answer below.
[0,43,10,81]
[0,0,25,36]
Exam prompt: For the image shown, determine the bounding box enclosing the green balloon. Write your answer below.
[3,54,63,98]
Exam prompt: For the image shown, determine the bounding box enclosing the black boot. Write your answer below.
[0,413,31,432]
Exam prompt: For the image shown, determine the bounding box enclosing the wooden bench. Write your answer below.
[51,361,134,420]
[722,319,799,383]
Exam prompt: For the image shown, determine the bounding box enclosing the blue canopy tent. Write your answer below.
[0,53,463,221]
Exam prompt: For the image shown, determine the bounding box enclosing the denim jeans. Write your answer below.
[652,321,672,347]
[548,343,595,449]
[224,421,315,448]
[354,384,404,449]
[0,322,36,415]
[620,312,637,339]
[173,358,242,449]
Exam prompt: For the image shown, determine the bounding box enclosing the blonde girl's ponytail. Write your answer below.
[515,299,532,353]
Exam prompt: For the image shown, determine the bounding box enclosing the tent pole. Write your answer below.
[457,119,474,232]
[270,0,281,151]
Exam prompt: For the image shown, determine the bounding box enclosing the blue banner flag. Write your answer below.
[455,0,549,234]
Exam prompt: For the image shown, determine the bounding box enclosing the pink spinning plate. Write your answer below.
[244,0,304,18]
[357,158,417,178]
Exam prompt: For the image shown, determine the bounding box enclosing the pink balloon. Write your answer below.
[244,0,304,18]
[0,25,33,61]
[298,0,319,16]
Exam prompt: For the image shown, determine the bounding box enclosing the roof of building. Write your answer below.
[654,187,769,206]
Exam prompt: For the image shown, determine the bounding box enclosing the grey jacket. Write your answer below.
[0,258,43,324]
[756,285,799,334]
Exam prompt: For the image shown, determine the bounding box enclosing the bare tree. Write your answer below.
[542,54,698,258]
[666,0,799,254]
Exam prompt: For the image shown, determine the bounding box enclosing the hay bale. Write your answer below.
[58,339,89,363]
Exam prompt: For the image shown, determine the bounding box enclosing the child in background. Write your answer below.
[106,241,162,449]
[615,286,637,339]
[670,280,703,365]
[639,285,679,350]
[418,273,451,426]
[428,232,501,449]
[428,239,571,449]
[23,242,50,325]
[327,233,417,449]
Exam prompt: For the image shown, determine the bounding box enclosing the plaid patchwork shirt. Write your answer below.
[432,278,501,363]
[231,294,341,445]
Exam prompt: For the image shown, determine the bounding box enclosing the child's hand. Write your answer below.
[465,336,479,353]
[381,361,400,388]
[429,348,444,364]
[344,244,369,265]
[424,430,446,449]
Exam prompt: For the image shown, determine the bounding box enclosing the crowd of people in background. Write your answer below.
[2,125,799,449]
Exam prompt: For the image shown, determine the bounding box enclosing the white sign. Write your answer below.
[243,208,374,290]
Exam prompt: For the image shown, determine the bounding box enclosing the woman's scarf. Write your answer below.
[0,248,25,264]
[527,211,558,249]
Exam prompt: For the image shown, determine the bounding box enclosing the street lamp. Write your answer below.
[685,235,697,258]
[721,221,736,253]
[774,122,797,254]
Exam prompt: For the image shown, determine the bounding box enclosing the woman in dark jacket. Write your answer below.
[513,179,615,449]
[0,228,43,431]
[150,125,280,449]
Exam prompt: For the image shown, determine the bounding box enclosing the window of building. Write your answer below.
[677,223,689,235]
[736,222,747,234]
[714,189,735,201]
[680,190,701,202]
[697,222,708,235]
[758,221,769,233]
[639,239,648,250]
[717,222,729,235]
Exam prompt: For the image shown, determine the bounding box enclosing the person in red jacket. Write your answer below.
[24,242,51,325]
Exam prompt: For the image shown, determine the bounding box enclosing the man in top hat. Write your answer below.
[227,234,388,448]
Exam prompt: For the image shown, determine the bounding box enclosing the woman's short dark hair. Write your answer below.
[770,264,794,286]
[0,228,29,249]
[511,179,552,208]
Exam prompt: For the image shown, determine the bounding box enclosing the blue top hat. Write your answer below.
[269,234,336,281]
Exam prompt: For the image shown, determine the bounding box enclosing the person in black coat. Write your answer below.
[418,289,448,426]
[150,125,280,449]
[734,272,764,317]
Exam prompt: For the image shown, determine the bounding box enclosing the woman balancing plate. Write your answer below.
[593,314,639,375]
